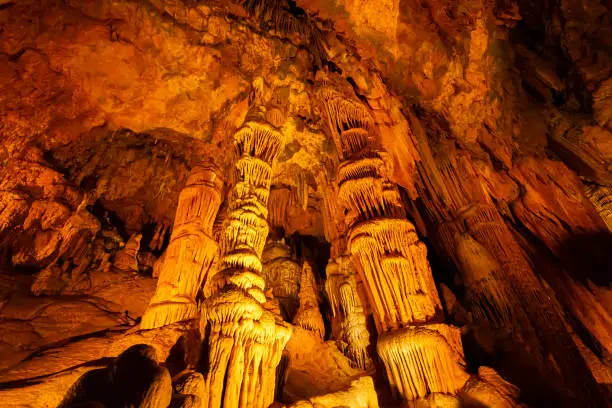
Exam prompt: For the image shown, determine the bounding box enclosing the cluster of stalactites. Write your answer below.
[436,222,515,329]
[202,289,292,408]
[348,218,441,331]
[337,157,406,227]
[325,255,372,371]
[141,164,224,329]
[293,262,325,339]
[377,324,470,401]
[317,86,376,160]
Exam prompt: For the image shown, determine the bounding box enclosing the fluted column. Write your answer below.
[325,254,372,370]
[319,84,469,402]
[141,164,224,329]
[200,107,292,408]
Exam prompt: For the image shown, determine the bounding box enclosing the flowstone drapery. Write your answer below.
[200,106,292,408]
[141,164,224,329]
[318,81,470,402]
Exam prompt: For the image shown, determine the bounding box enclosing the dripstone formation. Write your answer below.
[0,0,611,407]
[142,163,224,329]
[200,106,292,408]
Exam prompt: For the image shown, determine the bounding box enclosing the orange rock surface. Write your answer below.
[0,0,611,407]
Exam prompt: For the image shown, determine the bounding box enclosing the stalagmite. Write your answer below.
[293,262,325,339]
[318,80,469,402]
[325,255,372,371]
[141,164,224,329]
[200,105,292,408]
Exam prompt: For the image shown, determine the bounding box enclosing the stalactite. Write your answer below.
[141,164,224,329]
[293,262,325,339]
[377,325,469,400]
[200,105,292,408]
[325,255,372,371]
[268,186,296,231]
[411,123,607,405]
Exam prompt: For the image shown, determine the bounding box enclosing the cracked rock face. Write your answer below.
[1,0,612,407]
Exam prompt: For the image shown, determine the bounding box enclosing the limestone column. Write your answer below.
[325,254,372,371]
[141,163,224,329]
[318,84,469,402]
[200,106,292,408]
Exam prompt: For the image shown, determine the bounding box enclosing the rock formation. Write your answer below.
[112,232,141,273]
[325,255,372,371]
[0,0,611,407]
[293,262,325,339]
[262,239,302,320]
[200,105,292,408]
[318,79,471,403]
[141,163,224,329]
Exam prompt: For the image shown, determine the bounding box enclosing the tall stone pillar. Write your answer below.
[325,254,372,371]
[141,163,224,329]
[318,83,469,402]
[200,106,292,408]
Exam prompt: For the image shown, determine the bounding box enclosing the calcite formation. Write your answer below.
[325,255,372,371]
[293,262,325,339]
[200,105,292,408]
[261,239,302,320]
[584,183,612,231]
[319,82,469,402]
[1,0,611,407]
[141,164,224,329]
[111,232,141,273]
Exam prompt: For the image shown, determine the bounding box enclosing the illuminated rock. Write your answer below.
[284,376,379,408]
[293,262,325,339]
[325,255,372,371]
[584,183,612,232]
[141,164,224,329]
[319,81,468,402]
[200,105,292,408]
[376,325,469,400]
[262,239,302,319]
[112,232,141,273]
